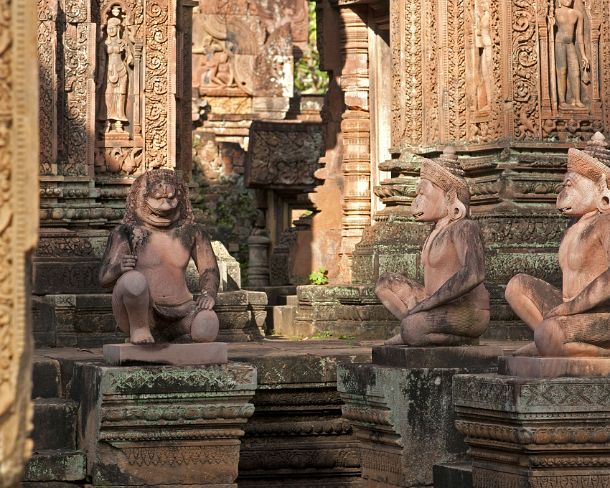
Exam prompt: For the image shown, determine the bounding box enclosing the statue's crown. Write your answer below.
[420,146,468,194]
[568,134,610,185]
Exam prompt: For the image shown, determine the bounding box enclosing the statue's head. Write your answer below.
[412,147,470,223]
[557,148,610,216]
[107,17,121,37]
[123,169,194,228]
[560,0,574,7]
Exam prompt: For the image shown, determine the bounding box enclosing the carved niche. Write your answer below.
[94,0,145,175]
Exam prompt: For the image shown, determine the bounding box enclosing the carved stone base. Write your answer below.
[103,342,228,365]
[337,346,501,487]
[72,362,256,486]
[499,355,610,378]
[454,369,610,488]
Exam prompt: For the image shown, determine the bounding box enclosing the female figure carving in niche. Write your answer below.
[474,0,492,111]
[550,0,589,109]
[102,9,133,132]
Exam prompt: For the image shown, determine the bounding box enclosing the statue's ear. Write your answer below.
[598,175,610,214]
[446,189,467,221]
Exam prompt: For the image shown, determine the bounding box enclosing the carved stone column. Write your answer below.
[0,0,39,482]
[338,5,371,281]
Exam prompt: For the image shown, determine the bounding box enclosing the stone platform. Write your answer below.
[28,339,375,487]
[455,356,610,488]
[73,362,257,487]
[103,342,228,365]
[337,345,502,487]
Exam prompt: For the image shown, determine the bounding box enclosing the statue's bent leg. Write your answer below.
[190,310,220,343]
[375,272,426,321]
[505,274,562,329]
[536,314,610,357]
[400,303,490,346]
[112,270,154,344]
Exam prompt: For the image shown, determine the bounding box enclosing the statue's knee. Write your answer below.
[505,274,527,304]
[534,319,565,356]
[400,313,425,346]
[191,310,219,342]
[117,270,149,298]
[375,273,393,294]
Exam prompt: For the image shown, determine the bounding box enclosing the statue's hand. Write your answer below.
[120,254,137,273]
[545,302,571,319]
[582,56,590,70]
[196,293,216,311]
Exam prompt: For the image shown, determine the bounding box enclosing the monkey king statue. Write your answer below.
[375,148,490,346]
[506,146,610,357]
[100,170,220,344]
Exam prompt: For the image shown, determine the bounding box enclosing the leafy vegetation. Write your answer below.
[309,267,329,285]
[294,2,329,94]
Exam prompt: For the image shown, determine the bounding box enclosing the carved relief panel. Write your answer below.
[390,0,610,149]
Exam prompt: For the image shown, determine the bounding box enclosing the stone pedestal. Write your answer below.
[454,357,610,488]
[337,345,501,487]
[103,342,228,365]
[72,362,256,486]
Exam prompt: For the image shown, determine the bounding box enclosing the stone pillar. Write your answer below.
[338,6,371,281]
[455,357,610,487]
[337,345,501,487]
[0,0,39,482]
[73,362,257,487]
[248,229,271,287]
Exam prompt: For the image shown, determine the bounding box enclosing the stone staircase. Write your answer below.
[22,355,87,486]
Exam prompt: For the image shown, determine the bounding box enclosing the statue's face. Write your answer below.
[107,24,118,37]
[556,172,598,216]
[561,0,573,7]
[411,179,449,222]
[137,181,180,227]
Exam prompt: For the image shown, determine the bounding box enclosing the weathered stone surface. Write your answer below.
[499,356,610,378]
[372,345,502,369]
[433,463,473,488]
[24,450,86,482]
[338,355,499,487]
[32,357,61,399]
[231,340,371,486]
[103,342,228,366]
[72,362,256,486]
[32,399,78,451]
[454,373,610,487]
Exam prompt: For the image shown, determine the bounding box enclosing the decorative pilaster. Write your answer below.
[0,0,39,482]
[338,6,371,280]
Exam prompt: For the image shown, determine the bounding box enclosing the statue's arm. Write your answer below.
[192,226,220,300]
[548,226,610,317]
[99,228,130,288]
[413,221,485,312]
[576,11,589,63]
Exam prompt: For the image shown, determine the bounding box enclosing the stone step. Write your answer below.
[433,463,473,488]
[32,356,61,399]
[285,295,298,306]
[23,449,86,482]
[272,305,297,337]
[32,399,78,451]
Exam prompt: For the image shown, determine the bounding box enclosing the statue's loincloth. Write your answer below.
[150,300,197,341]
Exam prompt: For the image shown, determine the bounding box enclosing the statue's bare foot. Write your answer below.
[131,329,155,344]
[512,341,538,356]
[384,333,404,345]
[559,102,571,110]
[572,100,585,108]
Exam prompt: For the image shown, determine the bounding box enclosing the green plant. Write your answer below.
[294,2,329,94]
[309,267,329,285]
